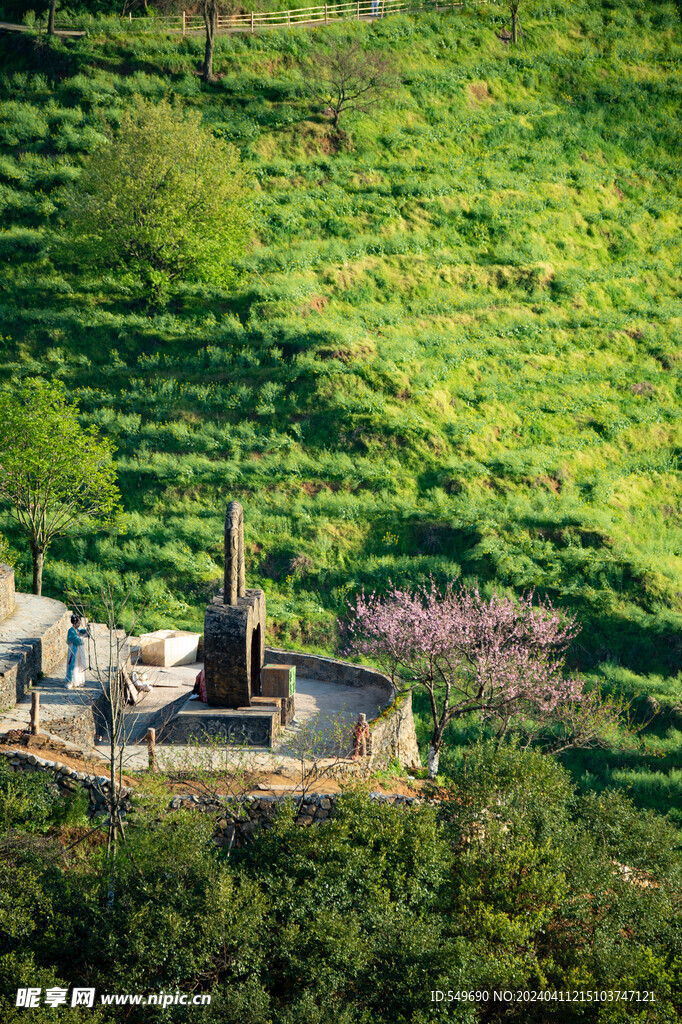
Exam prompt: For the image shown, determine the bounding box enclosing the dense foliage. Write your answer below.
[0,0,680,805]
[62,97,253,298]
[0,746,681,1021]
[0,377,119,594]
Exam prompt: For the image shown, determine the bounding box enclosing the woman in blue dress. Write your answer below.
[65,614,88,689]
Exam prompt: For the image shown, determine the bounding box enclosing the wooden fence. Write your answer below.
[50,0,474,37]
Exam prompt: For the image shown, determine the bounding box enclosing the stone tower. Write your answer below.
[203,501,266,707]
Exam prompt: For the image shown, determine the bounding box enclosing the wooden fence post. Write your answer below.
[128,11,132,22]
[251,10,254,32]
[146,727,157,771]
[357,0,360,17]
[30,692,40,736]
[325,2,328,21]
[182,9,186,35]
[288,8,291,24]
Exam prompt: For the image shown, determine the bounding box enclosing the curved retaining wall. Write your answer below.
[264,647,421,769]
[264,646,392,690]
[0,564,15,624]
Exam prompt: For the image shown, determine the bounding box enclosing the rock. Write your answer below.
[27,755,37,765]
[319,798,332,810]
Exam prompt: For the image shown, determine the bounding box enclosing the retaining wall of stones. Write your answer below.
[0,597,71,710]
[43,702,99,749]
[0,747,128,815]
[369,694,421,770]
[264,647,421,769]
[0,747,422,836]
[264,647,393,691]
[170,790,423,844]
[0,564,15,623]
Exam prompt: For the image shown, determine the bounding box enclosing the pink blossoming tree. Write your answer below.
[344,582,623,777]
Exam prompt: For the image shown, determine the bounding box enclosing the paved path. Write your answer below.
[0,20,85,36]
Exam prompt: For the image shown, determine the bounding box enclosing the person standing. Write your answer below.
[65,614,88,689]
[352,713,370,759]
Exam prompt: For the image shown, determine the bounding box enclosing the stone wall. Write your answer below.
[0,564,15,623]
[0,747,422,835]
[0,595,71,710]
[369,693,421,770]
[0,747,128,815]
[265,647,392,691]
[42,702,98,749]
[264,647,421,769]
[172,790,423,845]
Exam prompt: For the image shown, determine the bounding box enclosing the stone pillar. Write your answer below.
[225,501,246,607]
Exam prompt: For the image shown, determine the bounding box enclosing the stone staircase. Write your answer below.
[0,563,70,711]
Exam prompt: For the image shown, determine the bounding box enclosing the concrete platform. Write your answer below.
[0,592,70,710]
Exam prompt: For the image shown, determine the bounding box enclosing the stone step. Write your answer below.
[0,592,70,711]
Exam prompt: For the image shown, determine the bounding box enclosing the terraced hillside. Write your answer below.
[0,0,681,798]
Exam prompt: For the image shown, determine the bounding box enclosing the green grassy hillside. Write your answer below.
[1,0,681,802]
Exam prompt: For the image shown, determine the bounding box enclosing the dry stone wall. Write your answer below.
[0,747,128,815]
[0,595,71,709]
[0,748,423,837]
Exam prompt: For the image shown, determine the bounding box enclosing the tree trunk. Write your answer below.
[428,744,440,779]
[32,548,44,596]
[511,10,518,44]
[202,7,216,83]
[47,0,57,35]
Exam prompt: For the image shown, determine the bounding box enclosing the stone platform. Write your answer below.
[0,590,71,710]
[162,699,280,747]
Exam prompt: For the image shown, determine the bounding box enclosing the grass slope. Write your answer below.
[0,0,681,809]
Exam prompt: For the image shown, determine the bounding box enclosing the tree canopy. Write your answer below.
[63,98,253,298]
[0,377,119,595]
[345,583,623,776]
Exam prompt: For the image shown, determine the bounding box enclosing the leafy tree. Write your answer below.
[345,583,622,776]
[0,378,119,596]
[63,98,253,299]
[308,39,398,134]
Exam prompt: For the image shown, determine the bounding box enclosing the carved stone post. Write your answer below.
[224,501,246,607]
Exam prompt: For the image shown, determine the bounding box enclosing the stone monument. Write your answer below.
[204,500,266,707]
[166,500,291,747]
